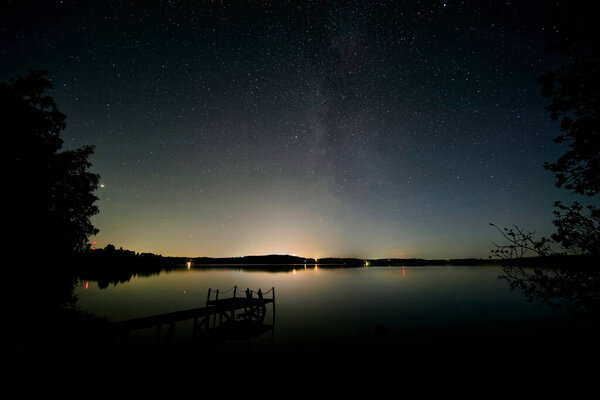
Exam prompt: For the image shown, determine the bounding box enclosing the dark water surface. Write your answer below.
[73,265,599,367]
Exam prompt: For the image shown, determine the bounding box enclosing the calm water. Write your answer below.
[74,265,572,353]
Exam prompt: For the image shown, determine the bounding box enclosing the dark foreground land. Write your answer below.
[11,305,600,387]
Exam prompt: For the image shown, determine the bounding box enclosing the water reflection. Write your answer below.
[500,261,600,320]
[76,265,547,334]
[73,264,600,368]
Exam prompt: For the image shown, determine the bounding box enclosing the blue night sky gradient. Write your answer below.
[1,1,580,258]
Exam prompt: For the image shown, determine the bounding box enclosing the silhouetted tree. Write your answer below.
[492,5,599,258]
[537,8,600,256]
[2,70,100,260]
[3,71,103,354]
[491,5,600,320]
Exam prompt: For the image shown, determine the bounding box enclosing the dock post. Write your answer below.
[213,289,220,327]
[272,287,276,340]
[206,288,212,306]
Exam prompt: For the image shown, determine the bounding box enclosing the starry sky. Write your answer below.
[1,1,584,259]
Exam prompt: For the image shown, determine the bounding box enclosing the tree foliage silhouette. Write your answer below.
[2,70,100,259]
[537,9,600,256]
[538,33,600,197]
[550,201,600,256]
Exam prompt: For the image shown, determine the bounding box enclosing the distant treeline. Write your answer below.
[73,245,184,288]
[189,255,499,267]
[75,244,185,267]
[366,258,501,266]
[190,254,315,266]
[74,247,509,270]
[74,245,597,284]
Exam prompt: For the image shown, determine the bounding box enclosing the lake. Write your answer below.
[73,263,599,369]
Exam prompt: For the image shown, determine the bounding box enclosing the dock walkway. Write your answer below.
[110,286,275,347]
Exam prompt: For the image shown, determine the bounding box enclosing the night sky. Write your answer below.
[1,1,582,259]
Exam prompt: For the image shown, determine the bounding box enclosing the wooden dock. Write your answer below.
[110,286,275,348]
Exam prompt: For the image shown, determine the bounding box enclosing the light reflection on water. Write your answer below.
[74,265,562,349]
